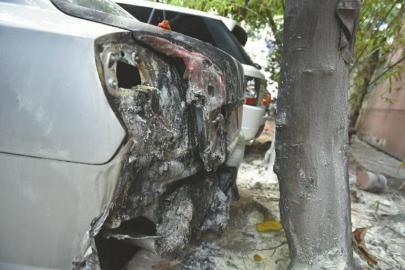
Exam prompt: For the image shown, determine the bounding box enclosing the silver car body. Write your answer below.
[0,2,127,268]
[0,0,244,269]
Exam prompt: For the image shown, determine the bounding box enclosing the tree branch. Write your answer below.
[368,55,405,87]
[351,0,401,71]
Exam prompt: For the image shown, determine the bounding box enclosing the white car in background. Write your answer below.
[115,0,270,141]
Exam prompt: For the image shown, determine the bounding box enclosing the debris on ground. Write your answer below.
[349,137,405,269]
[356,169,387,193]
[352,227,378,266]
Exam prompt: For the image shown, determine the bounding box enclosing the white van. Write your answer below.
[116,0,269,141]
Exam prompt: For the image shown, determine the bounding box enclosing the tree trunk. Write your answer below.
[275,0,360,269]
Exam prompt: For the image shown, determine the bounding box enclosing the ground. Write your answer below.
[349,137,405,269]
[196,124,405,270]
[126,122,405,269]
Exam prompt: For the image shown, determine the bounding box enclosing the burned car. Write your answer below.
[115,0,270,141]
[0,0,244,269]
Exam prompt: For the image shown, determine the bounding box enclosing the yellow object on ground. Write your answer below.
[256,219,282,232]
[253,254,263,262]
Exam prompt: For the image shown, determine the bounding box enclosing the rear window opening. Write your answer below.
[116,60,141,89]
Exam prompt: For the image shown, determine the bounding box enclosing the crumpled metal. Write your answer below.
[336,0,362,64]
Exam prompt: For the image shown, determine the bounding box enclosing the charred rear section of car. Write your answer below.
[73,31,244,269]
[92,169,239,269]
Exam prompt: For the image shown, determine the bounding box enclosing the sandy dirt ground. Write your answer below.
[201,127,405,269]
[349,137,405,269]
[126,123,404,269]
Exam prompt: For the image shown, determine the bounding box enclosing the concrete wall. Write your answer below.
[357,49,405,160]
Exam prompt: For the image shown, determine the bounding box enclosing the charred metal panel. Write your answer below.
[72,32,244,268]
[135,34,227,170]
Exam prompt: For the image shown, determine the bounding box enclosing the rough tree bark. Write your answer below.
[274,0,360,269]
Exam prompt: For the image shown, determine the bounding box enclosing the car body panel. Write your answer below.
[0,1,126,164]
[241,64,266,140]
[241,63,265,80]
[0,146,127,269]
[241,104,265,140]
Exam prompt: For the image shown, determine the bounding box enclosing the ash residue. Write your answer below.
[156,169,239,255]
[176,242,231,270]
[190,170,238,236]
[157,185,193,255]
